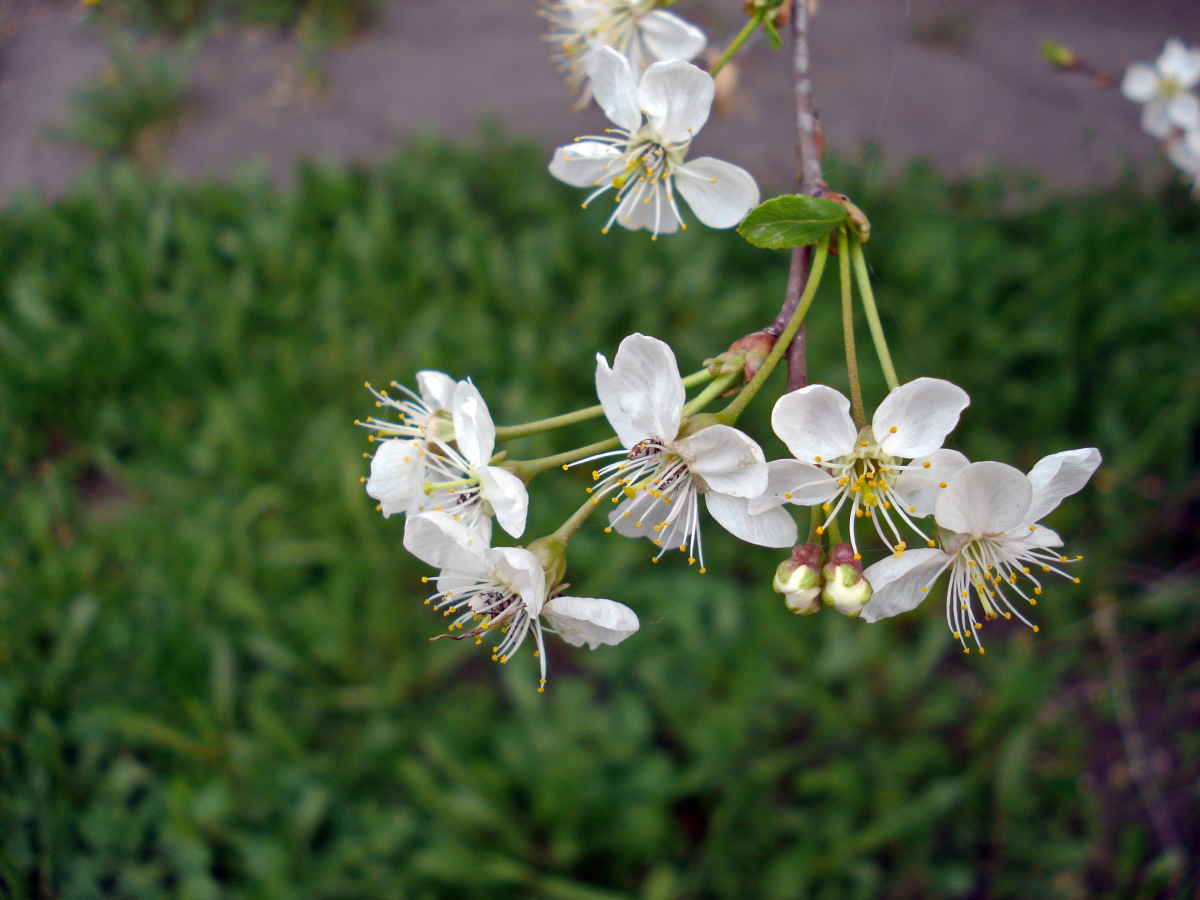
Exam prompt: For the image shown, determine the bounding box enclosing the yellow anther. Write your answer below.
[938,482,947,488]
[889,426,897,433]
[784,492,793,499]
[922,461,931,468]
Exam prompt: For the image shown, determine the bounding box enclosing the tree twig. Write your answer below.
[768,0,826,392]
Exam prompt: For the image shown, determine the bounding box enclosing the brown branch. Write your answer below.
[766,0,826,392]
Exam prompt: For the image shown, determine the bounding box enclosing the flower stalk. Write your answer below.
[838,227,867,429]
[850,237,899,391]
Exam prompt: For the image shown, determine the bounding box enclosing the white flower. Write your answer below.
[1122,38,1200,139]
[549,47,760,238]
[543,0,706,105]
[362,377,529,540]
[581,334,797,570]
[751,378,971,554]
[860,448,1102,653]
[404,512,639,689]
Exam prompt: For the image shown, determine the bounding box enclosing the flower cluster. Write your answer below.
[752,380,1100,651]
[360,374,639,689]
[1123,38,1200,193]
[361,334,1100,675]
[354,3,1105,689]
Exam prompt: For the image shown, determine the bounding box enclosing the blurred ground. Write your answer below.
[0,0,1198,203]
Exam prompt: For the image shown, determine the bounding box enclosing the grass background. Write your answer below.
[0,137,1197,899]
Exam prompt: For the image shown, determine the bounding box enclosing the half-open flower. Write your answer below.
[404,512,639,689]
[859,448,1101,652]
[580,333,796,569]
[549,47,759,237]
[751,378,970,553]
[364,378,528,540]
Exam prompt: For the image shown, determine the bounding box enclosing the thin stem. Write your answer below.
[495,368,713,441]
[505,436,622,483]
[839,228,866,428]
[709,12,764,79]
[682,371,740,417]
[547,492,602,547]
[719,234,830,424]
[849,238,899,391]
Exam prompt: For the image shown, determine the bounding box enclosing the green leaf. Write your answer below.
[736,194,849,249]
[762,18,782,51]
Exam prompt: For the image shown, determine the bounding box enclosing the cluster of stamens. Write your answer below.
[572,127,694,236]
[808,436,937,556]
[357,382,491,528]
[424,576,548,691]
[576,438,707,571]
[914,529,1085,653]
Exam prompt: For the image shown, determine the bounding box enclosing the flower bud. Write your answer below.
[822,542,873,618]
[773,542,823,615]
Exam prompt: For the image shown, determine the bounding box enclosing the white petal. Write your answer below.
[402,511,489,572]
[542,596,639,648]
[859,549,949,622]
[609,333,685,442]
[452,381,495,466]
[638,11,706,63]
[1142,100,1174,139]
[873,377,970,458]
[487,547,547,617]
[585,46,641,132]
[683,425,767,497]
[1167,91,1200,130]
[1121,63,1160,103]
[1005,525,1064,553]
[365,439,424,517]
[549,141,623,188]
[638,59,713,143]
[415,371,457,410]
[1159,38,1200,88]
[935,461,1032,537]
[704,492,797,547]
[477,465,529,538]
[1024,447,1101,524]
[675,158,760,229]
[595,351,642,447]
[771,384,857,463]
[612,180,683,235]
[747,459,837,514]
[892,449,969,518]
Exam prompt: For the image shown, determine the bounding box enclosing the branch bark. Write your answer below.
[768,0,827,392]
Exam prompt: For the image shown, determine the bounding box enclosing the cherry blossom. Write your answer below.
[549,47,759,237]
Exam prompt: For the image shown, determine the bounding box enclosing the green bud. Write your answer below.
[773,543,824,615]
[822,543,873,618]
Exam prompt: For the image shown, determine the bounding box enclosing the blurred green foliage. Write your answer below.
[0,139,1197,899]
[90,0,383,38]
[54,36,193,166]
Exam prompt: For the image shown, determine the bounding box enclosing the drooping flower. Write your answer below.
[581,333,797,570]
[362,377,528,540]
[549,47,760,238]
[750,378,971,553]
[404,512,639,690]
[1122,38,1200,139]
[859,448,1102,653]
[543,0,706,106]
